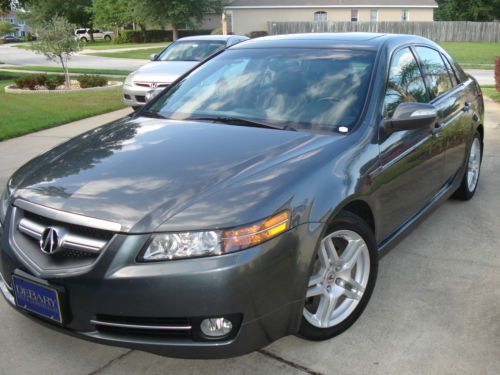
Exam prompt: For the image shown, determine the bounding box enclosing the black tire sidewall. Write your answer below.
[299,211,378,341]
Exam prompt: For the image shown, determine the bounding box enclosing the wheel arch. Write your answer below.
[325,198,376,237]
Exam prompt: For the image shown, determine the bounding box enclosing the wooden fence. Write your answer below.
[268,21,500,42]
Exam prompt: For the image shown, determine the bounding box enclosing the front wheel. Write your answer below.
[80,37,88,42]
[453,132,482,200]
[299,211,378,341]
[104,35,111,41]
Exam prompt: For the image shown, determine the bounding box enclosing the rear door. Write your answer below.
[413,46,471,183]
[376,47,446,241]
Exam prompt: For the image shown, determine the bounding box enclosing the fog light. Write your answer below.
[200,318,233,338]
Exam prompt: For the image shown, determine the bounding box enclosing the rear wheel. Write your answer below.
[453,132,482,200]
[80,37,88,42]
[104,35,111,41]
[299,211,378,341]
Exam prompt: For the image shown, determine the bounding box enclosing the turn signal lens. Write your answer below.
[222,211,290,252]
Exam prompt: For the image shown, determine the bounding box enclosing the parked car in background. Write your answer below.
[74,28,114,42]
[0,33,484,359]
[123,35,249,108]
[0,35,21,43]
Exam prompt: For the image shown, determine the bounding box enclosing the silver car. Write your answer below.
[123,35,249,108]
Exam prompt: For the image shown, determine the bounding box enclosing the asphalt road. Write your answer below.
[0,100,499,374]
[0,44,146,71]
[0,43,496,85]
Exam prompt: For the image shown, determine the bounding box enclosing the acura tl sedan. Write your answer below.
[123,35,249,108]
[0,33,484,359]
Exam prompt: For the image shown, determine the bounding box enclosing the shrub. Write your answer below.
[45,76,65,90]
[113,29,213,44]
[495,56,500,92]
[77,74,108,88]
[211,27,223,35]
[247,31,268,39]
[14,76,38,90]
[33,74,47,86]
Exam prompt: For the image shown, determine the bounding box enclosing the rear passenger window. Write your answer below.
[383,48,429,118]
[442,55,458,87]
[414,47,453,98]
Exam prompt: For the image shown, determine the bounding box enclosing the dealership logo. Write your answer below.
[39,227,60,254]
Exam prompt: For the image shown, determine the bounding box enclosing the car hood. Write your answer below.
[132,61,199,83]
[11,117,343,233]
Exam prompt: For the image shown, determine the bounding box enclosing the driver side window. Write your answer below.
[384,48,429,118]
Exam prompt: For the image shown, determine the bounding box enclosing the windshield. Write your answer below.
[157,40,227,62]
[148,48,375,132]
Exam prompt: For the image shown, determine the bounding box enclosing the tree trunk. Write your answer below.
[172,24,178,41]
[59,55,70,89]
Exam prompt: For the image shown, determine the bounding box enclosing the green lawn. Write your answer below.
[88,47,165,60]
[0,73,126,141]
[482,85,500,102]
[0,66,131,75]
[439,42,500,70]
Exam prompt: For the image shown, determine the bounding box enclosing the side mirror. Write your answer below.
[150,54,158,61]
[383,102,437,133]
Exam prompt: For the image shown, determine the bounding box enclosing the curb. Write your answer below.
[4,81,123,94]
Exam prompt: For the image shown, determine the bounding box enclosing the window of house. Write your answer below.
[401,9,410,21]
[351,10,359,22]
[384,48,429,118]
[314,11,328,22]
[370,10,378,22]
[414,47,453,98]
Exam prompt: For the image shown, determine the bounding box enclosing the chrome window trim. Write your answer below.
[14,199,122,232]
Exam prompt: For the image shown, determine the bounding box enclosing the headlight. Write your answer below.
[124,73,134,86]
[0,181,12,224]
[140,211,290,262]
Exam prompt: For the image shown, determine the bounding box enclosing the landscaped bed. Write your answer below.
[5,74,122,93]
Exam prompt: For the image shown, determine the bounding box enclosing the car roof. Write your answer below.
[231,32,434,51]
[177,35,248,42]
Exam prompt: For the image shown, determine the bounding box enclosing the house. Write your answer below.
[223,0,438,35]
[0,0,31,37]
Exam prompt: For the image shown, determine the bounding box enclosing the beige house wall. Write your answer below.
[224,7,434,35]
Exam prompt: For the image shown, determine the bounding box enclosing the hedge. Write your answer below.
[113,29,214,44]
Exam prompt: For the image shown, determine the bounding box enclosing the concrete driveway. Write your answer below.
[0,100,499,374]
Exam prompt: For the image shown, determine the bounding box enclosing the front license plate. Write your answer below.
[12,274,64,324]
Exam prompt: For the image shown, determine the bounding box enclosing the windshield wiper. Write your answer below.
[139,111,168,119]
[190,116,296,131]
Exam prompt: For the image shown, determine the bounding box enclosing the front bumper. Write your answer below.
[0,214,323,358]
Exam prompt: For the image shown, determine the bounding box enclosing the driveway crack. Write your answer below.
[88,349,134,375]
[258,349,324,375]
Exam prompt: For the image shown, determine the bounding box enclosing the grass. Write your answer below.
[0,72,126,141]
[0,66,131,75]
[88,47,165,60]
[482,85,500,102]
[439,42,500,70]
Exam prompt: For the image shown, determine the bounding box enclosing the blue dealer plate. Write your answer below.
[12,275,63,324]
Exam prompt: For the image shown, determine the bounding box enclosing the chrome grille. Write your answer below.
[134,82,170,89]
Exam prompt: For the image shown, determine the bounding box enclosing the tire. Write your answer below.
[80,37,88,42]
[452,132,482,201]
[104,35,111,41]
[299,211,378,341]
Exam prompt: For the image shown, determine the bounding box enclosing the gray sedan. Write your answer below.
[123,35,249,108]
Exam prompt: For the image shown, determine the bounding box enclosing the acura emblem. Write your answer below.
[40,227,60,254]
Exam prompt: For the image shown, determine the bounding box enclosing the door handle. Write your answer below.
[432,122,444,136]
[463,102,471,112]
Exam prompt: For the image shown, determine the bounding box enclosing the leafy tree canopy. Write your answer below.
[20,0,92,28]
[435,0,500,21]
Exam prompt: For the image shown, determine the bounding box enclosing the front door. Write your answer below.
[375,47,446,242]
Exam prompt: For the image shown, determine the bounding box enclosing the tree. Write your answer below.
[0,20,15,35]
[91,0,132,37]
[31,16,81,88]
[133,0,223,40]
[20,0,92,28]
[435,0,500,21]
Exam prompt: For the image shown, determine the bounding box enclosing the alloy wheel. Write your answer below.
[467,138,481,192]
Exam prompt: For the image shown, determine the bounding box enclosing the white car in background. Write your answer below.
[74,28,114,42]
[123,35,249,108]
